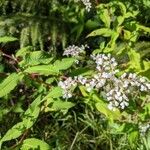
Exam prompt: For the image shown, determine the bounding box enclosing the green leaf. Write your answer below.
[123,29,132,40]
[0,96,42,148]
[128,131,138,149]
[24,65,59,75]
[116,2,126,16]
[0,122,26,144]
[114,16,124,27]
[20,138,51,150]
[87,28,114,37]
[53,58,75,70]
[19,51,53,67]
[0,73,21,98]
[51,100,75,111]
[137,24,150,33]
[79,86,89,97]
[93,94,121,121]
[96,102,121,121]
[45,87,63,99]
[16,46,32,57]
[98,8,111,28]
[23,96,41,128]
[127,49,141,71]
[85,19,100,29]
[45,77,55,84]
[0,36,18,43]
[70,68,94,76]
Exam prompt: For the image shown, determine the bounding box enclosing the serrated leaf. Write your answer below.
[0,122,25,144]
[0,36,18,43]
[0,73,21,98]
[20,138,51,150]
[24,65,59,75]
[87,28,113,37]
[19,51,53,67]
[45,87,63,99]
[53,58,75,70]
[23,96,41,128]
[16,46,32,57]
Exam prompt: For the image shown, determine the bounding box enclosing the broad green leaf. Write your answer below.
[45,77,55,84]
[0,122,25,144]
[87,28,114,37]
[79,86,89,97]
[0,36,18,43]
[114,16,124,27]
[116,2,126,16]
[137,24,150,33]
[104,31,119,52]
[96,102,121,121]
[45,87,63,99]
[23,96,41,128]
[127,49,141,71]
[70,68,94,76]
[0,96,42,148]
[125,12,137,18]
[85,19,100,29]
[93,94,121,121]
[19,51,53,67]
[0,73,21,98]
[24,65,59,75]
[53,58,75,70]
[51,100,75,111]
[123,29,132,40]
[16,46,32,57]
[98,8,111,28]
[138,61,150,79]
[20,138,51,150]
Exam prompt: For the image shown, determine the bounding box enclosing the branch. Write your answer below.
[9,129,29,150]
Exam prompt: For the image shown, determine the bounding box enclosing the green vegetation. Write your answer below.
[0,0,150,149]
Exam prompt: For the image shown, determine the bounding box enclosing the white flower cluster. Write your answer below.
[58,77,76,99]
[75,0,92,12]
[139,123,150,135]
[91,53,118,75]
[58,53,150,110]
[75,74,106,92]
[63,45,88,57]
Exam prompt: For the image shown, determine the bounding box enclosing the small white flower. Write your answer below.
[77,75,87,85]
[121,73,127,79]
[63,45,88,57]
[146,83,150,89]
[140,85,147,91]
[108,103,114,110]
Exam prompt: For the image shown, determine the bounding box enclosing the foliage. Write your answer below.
[0,0,150,150]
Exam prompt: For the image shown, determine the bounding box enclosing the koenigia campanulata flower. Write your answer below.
[59,51,150,111]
